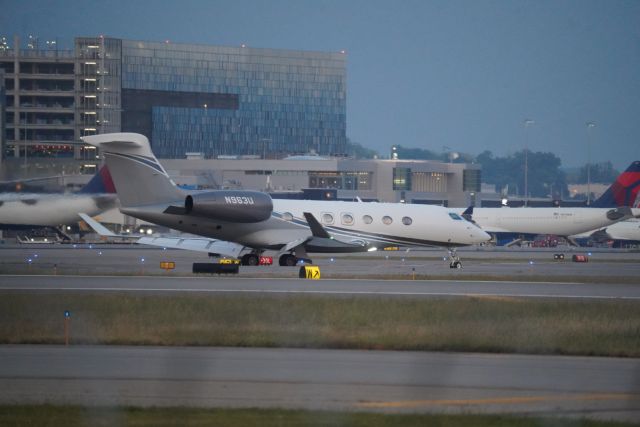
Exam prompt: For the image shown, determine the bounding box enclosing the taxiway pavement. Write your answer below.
[1,244,640,279]
[0,345,638,421]
[1,274,640,300]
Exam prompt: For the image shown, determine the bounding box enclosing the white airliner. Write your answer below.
[81,133,490,267]
[572,218,640,244]
[457,161,640,244]
[0,168,117,231]
[459,204,634,239]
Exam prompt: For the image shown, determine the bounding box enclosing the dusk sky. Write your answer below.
[2,0,639,169]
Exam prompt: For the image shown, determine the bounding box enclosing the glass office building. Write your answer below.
[119,40,347,158]
[3,36,346,172]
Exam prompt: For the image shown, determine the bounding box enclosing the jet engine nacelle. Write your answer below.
[185,190,273,223]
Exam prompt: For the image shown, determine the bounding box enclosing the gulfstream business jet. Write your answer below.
[81,133,489,267]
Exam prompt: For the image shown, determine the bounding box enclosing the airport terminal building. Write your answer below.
[0,35,346,173]
[161,157,481,206]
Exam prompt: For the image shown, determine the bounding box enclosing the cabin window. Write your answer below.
[321,213,334,224]
[282,212,293,221]
[362,215,373,224]
[341,213,354,225]
[402,216,413,226]
[382,215,393,225]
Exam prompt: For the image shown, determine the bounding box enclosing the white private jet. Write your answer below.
[80,133,490,268]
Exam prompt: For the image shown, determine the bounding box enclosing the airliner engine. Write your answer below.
[185,190,273,223]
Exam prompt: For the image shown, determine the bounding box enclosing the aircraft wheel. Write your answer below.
[449,261,462,269]
[279,254,297,266]
[241,254,259,266]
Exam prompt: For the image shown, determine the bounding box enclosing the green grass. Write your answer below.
[1,292,639,356]
[0,405,636,427]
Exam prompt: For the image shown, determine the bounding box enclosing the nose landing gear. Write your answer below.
[448,249,462,269]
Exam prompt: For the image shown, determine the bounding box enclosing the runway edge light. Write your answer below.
[64,310,71,346]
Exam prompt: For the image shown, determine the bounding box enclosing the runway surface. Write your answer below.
[2,274,640,300]
[0,345,639,421]
[2,244,640,280]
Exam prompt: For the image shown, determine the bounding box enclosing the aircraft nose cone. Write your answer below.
[470,227,491,243]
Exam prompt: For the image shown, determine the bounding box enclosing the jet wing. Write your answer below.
[79,213,244,258]
[280,236,313,253]
[136,236,244,257]
[299,212,373,253]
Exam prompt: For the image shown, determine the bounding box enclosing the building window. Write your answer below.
[308,171,373,191]
[393,167,411,191]
[382,215,393,225]
[362,215,373,224]
[402,216,413,226]
[411,172,447,193]
[463,169,481,192]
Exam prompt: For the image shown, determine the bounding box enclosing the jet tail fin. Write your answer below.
[78,166,116,194]
[81,133,184,207]
[591,161,640,208]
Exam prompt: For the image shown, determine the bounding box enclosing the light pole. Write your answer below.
[523,119,534,204]
[586,121,596,205]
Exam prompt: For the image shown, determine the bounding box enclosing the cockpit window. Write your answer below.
[449,213,463,221]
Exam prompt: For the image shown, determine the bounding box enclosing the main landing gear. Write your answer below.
[240,253,260,266]
[278,253,313,266]
[448,248,462,269]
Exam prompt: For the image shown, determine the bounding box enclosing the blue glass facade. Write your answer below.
[120,40,346,158]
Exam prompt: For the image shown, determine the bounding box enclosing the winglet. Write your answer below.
[303,212,332,239]
[78,213,118,237]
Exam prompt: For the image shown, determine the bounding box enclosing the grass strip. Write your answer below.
[0,405,635,427]
[1,292,639,356]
